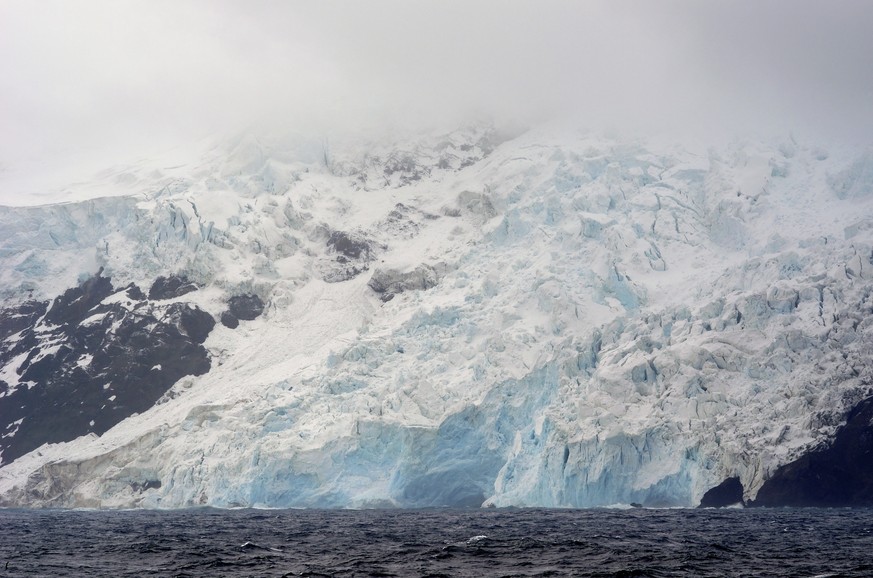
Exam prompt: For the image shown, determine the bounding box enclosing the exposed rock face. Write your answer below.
[43,273,114,326]
[456,190,497,220]
[328,124,508,190]
[220,312,240,329]
[228,294,265,320]
[750,396,873,507]
[220,294,265,328]
[165,303,215,344]
[698,477,744,508]
[148,275,199,300]
[378,203,438,239]
[328,231,371,261]
[368,265,440,302]
[0,274,214,466]
[0,300,49,338]
[322,230,376,283]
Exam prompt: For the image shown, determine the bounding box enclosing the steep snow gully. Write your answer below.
[1,125,873,508]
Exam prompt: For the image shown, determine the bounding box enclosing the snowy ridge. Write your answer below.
[1,125,872,508]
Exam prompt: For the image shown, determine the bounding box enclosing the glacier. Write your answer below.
[1,124,872,508]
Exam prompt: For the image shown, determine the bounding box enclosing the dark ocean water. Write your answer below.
[1,507,872,577]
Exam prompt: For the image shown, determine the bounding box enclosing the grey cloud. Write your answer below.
[1,0,872,184]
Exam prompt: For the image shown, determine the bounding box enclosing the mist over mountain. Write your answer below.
[3,0,873,205]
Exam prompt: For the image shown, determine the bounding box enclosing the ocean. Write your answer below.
[1,507,871,577]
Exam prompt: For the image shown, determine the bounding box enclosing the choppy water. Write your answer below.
[1,507,872,577]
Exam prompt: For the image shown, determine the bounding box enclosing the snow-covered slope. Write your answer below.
[1,125,872,508]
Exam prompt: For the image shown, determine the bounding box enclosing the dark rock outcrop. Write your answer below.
[382,153,427,185]
[322,265,368,284]
[367,264,440,302]
[750,396,873,507]
[165,302,215,344]
[148,275,199,300]
[327,231,371,260]
[0,273,215,466]
[376,203,438,240]
[0,299,48,339]
[322,230,377,283]
[220,294,264,328]
[698,476,744,508]
[43,271,114,326]
[228,294,264,320]
[123,283,147,301]
[220,311,240,329]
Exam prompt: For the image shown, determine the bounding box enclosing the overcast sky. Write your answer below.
[1,0,872,185]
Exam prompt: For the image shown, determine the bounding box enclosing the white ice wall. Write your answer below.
[2,127,872,508]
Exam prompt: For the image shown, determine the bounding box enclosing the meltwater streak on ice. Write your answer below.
[1,508,872,577]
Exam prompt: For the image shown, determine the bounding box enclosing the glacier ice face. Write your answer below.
[1,126,873,509]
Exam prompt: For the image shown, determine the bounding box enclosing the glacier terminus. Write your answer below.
[1,124,872,509]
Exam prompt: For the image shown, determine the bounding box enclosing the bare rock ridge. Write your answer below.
[0,273,214,466]
[749,395,873,507]
[148,275,199,300]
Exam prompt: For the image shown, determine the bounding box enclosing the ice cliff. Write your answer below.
[1,125,872,508]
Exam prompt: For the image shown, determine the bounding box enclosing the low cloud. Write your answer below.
[1,0,872,188]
